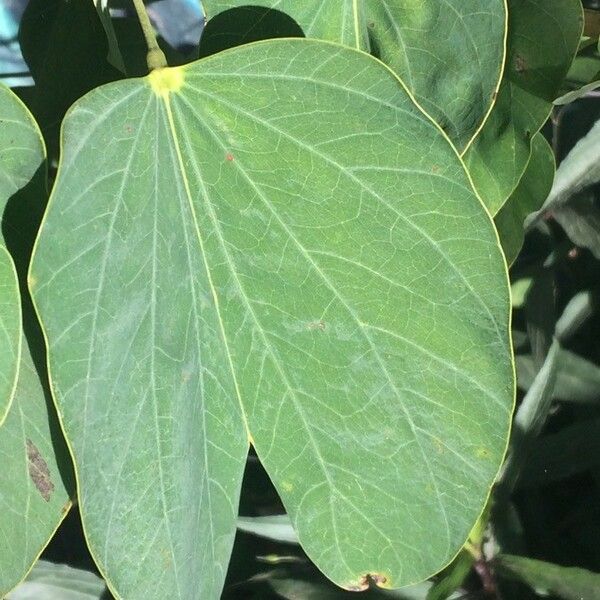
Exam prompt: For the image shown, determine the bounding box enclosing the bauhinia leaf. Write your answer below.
[201,0,507,151]
[30,39,514,599]
[0,84,73,597]
[463,0,582,215]
[494,133,555,265]
[0,245,21,426]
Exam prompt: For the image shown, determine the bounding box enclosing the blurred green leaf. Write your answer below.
[511,278,534,309]
[517,348,600,404]
[7,560,110,600]
[501,340,560,491]
[0,244,21,426]
[553,193,600,260]
[238,515,298,545]
[554,80,600,104]
[555,290,595,342]
[92,0,126,72]
[534,118,600,212]
[496,554,600,599]
[495,134,555,265]
[463,0,582,215]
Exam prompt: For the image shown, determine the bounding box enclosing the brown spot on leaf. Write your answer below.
[26,439,54,502]
[371,573,389,588]
[307,320,326,331]
[347,575,369,592]
[226,153,234,161]
[568,247,579,259]
[515,54,527,73]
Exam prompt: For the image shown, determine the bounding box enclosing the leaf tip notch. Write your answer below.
[345,573,391,592]
[148,66,185,98]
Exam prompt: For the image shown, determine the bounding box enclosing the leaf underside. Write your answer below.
[31,40,514,599]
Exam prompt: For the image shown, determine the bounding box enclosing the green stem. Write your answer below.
[131,0,167,71]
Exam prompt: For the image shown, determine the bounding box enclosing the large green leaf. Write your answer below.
[0,245,21,426]
[0,85,73,597]
[463,0,582,215]
[201,0,506,151]
[30,40,514,599]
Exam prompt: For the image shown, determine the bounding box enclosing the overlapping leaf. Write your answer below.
[201,0,506,150]
[0,245,21,425]
[30,40,514,599]
[495,134,555,265]
[463,0,582,215]
[0,85,73,597]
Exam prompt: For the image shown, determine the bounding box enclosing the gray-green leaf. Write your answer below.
[30,40,514,599]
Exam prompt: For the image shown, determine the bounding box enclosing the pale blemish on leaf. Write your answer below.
[148,66,184,98]
[26,439,54,502]
[476,447,491,459]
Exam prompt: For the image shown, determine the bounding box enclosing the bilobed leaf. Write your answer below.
[0,84,73,596]
[7,560,109,600]
[494,134,555,265]
[30,40,514,599]
[0,245,21,426]
[201,0,506,151]
[463,0,582,215]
